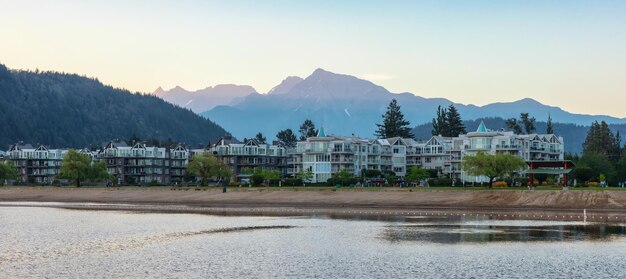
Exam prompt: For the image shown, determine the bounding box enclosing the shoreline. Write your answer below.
[2,201,625,223]
[1,187,626,222]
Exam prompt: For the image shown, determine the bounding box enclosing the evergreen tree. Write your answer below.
[375,99,414,138]
[298,119,317,140]
[505,118,523,135]
[445,104,466,137]
[276,129,297,148]
[582,121,620,161]
[431,106,447,136]
[520,113,536,134]
[546,113,554,134]
[255,132,266,144]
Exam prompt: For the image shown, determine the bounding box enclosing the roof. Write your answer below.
[102,140,129,149]
[476,120,488,133]
[526,160,575,169]
[317,126,326,137]
[8,143,34,151]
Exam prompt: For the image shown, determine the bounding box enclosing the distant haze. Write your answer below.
[1,1,625,117]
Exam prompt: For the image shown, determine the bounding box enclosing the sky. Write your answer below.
[1,0,625,117]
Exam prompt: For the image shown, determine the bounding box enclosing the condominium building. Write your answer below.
[289,129,395,183]
[198,136,288,180]
[6,143,66,184]
[288,121,565,183]
[98,140,177,185]
[4,121,564,185]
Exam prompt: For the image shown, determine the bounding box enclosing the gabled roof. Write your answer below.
[216,137,241,146]
[103,140,129,149]
[244,139,260,146]
[35,145,49,151]
[387,137,409,146]
[8,143,34,151]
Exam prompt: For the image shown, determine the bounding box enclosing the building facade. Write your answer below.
[4,121,564,185]
[288,121,565,183]
[6,143,66,184]
[197,137,288,180]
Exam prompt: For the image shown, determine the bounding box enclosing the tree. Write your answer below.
[405,166,428,185]
[334,169,354,186]
[299,119,317,140]
[375,99,414,138]
[505,118,523,135]
[59,149,92,187]
[571,166,594,183]
[582,121,621,160]
[89,161,112,183]
[0,161,18,184]
[276,129,298,148]
[546,113,554,134]
[186,154,231,186]
[262,169,280,186]
[298,168,314,186]
[364,169,382,178]
[519,113,536,134]
[431,106,447,136]
[461,152,527,188]
[576,152,616,184]
[445,104,466,137]
[255,132,266,144]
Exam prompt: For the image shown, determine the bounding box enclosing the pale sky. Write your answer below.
[1,0,625,117]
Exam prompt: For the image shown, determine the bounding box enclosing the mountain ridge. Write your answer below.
[200,69,626,149]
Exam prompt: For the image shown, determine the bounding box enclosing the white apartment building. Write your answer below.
[289,128,396,183]
[289,121,565,183]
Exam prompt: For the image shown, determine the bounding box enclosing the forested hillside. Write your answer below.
[0,64,227,149]
[412,117,626,154]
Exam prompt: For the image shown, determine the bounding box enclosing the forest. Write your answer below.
[0,64,227,149]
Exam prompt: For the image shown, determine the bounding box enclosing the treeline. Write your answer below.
[0,64,227,149]
[568,121,626,185]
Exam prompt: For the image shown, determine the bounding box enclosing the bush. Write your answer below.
[428,178,452,186]
[516,177,529,186]
[586,182,600,187]
[493,181,508,187]
[284,178,303,186]
[251,174,264,186]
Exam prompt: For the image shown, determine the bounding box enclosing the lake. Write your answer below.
[0,205,625,278]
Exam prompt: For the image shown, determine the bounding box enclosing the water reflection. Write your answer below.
[383,221,626,243]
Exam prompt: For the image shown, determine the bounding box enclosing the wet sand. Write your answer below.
[1,187,626,209]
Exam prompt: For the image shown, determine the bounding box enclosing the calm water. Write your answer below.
[0,206,625,278]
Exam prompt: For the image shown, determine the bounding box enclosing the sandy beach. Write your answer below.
[2,187,626,222]
[1,186,625,210]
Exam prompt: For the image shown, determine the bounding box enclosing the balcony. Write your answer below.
[495,145,520,149]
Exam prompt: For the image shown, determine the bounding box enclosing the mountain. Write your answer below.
[201,68,626,147]
[153,84,257,113]
[0,64,228,149]
[413,117,626,154]
[268,76,303,95]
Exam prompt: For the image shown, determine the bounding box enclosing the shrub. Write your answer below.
[493,181,508,187]
[285,178,303,186]
[516,177,529,186]
[251,174,264,186]
[586,182,600,187]
[428,178,453,186]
